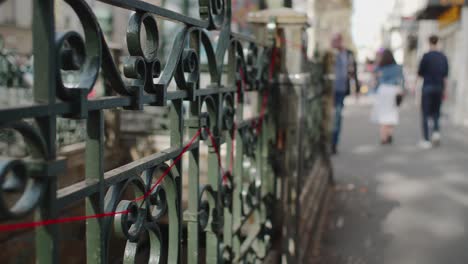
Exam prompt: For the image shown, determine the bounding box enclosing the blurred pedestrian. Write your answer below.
[418,35,449,148]
[371,49,405,145]
[327,33,359,154]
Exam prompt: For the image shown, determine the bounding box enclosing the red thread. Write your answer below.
[133,129,202,202]
[256,90,269,134]
[206,128,229,184]
[227,46,277,180]
[0,210,129,232]
[238,67,246,102]
[0,129,202,232]
[0,43,279,233]
[269,46,278,81]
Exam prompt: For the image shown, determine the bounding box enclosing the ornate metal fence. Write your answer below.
[0,0,286,263]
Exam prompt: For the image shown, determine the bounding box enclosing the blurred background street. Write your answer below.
[319,97,468,264]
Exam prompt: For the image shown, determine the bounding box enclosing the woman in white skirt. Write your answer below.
[372,49,405,145]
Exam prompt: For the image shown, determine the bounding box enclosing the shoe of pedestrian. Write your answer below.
[380,136,393,145]
[332,145,338,155]
[432,132,441,146]
[419,141,432,149]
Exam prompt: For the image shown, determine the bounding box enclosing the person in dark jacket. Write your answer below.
[325,33,359,154]
[418,35,449,148]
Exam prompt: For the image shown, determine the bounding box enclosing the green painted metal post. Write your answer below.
[170,99,184,263]
[33,0,58,263]
[186,99,201,264]
[223,120,234,256]
[186,28,201,264]
[206,103,220,263]
[86,110,105,263]
[232,57,245,259]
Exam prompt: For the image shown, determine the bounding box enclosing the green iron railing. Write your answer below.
[0,0,281,263]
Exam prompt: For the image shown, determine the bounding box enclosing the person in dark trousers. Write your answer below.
[418,35,449,149]
[326,33,359,155]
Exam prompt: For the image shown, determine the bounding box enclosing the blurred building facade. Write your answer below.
[0,0,32,55]
[307,0,354,54]
[0,0,264,54]
[0,0,134,54]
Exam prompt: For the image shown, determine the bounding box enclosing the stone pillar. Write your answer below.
[248,9,332,264]
[249,8,308,74]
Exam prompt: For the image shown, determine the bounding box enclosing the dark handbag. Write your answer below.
[396,94,404,107]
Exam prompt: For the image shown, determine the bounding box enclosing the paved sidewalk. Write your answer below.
[318,99,468,264]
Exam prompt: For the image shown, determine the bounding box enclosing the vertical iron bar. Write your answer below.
[33,0,58,263]
[170,99,184,263]
[232,130,243,258]
[186,29,201,264]
[86,110,105,263]
[34,116,58,264]
[223,41,237,253]
[262,111,273,196]
[206,97,220,263]
[232,43,244,259]
[187,99,201,264]
[33,0,55,103]
[224,129,233,243]
[293,87,305,262]
[206,151,219,263]
[256,92,263,197]
[252,88,267,259]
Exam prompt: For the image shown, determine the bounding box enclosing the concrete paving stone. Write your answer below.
[318,99,468,264]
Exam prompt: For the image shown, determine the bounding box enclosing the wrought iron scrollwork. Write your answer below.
[0,0,281,263]
[198,184,217,232]
[199,0,228,29]
[222,94,235,131]
[56,0,103,102]
[0,121,65,221]
[125,11,162,96]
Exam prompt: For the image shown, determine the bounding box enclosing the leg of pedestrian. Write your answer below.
[380,125,387,144]
[388,125,394,144]
[420,92,432,149]
[333,104,343,153]
[431,90,443,146]
[332,92,346,154]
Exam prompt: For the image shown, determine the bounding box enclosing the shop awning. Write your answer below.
[417,0,466,19]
